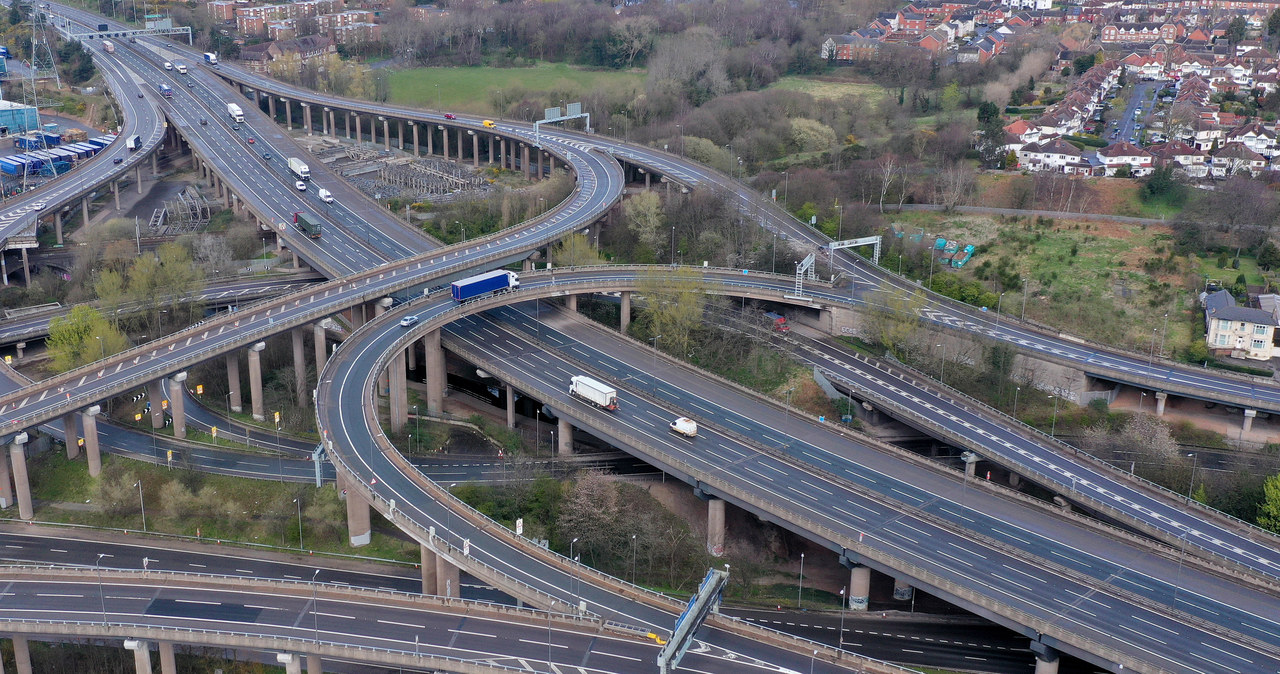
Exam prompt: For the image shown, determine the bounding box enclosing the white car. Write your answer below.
[318,188,333,203]
[399,315,420,328]
[295,181,307,191]
[163,61,173,70]
[31,202,45,211]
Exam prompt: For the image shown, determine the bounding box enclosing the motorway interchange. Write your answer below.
[0,4,1275,673]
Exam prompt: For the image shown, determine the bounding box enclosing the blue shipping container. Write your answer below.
[451,270,519,302]
[0,159,23,175]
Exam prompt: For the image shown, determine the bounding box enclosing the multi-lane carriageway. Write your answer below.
[2,3,1280,670]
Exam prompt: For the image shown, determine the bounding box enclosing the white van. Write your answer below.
[163,61,173,70]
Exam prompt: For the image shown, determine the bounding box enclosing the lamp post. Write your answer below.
[995,292,1005,328]
[96,553,108,623]
[838,586,847,649]
[1148,327,1158,371]
[650,335,662,393]
[631,534,637,584]
[797,552,805,609]
[1049,395,1060,437]
[1160,311,1170,359]
[134,481,146,532]
[936,343,946,384]
[294,497,304,550]
[784,387,794,423]
[434,83,440,110]
[670,226,676,265]
[782,171,789,209]
[1186,452,1198,503]
[412,405,419,454]
[96,335,104,360]
[837,204,844,240]
[1021,277,1029,321]
[569,536,579,563]
[311,568,321,642]
[675,124,684,156]
[1013,386,1020,419]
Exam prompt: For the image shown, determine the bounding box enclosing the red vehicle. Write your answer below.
[247,137,256,144]
[444,113,456,120]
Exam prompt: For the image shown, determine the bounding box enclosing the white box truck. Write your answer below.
[569,376,618,410]
[175,63,187,74]
[226,103,244,123]
[670,417,698,437]
[288,157,310,180]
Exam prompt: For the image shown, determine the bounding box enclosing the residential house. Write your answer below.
[238,35,336,73]
[1212,142,1268,176]
[1203,289,1277,361]
[1096,141,1154,175]
[1018,138,1091,173]
[1147,140,1209,177]
[1004,119,1043,143]
[1224,121,1276,157]
[266,19,296,41]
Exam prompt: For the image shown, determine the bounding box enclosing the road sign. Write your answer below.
[134,413,142,422]
[196,384,203,394]
[516,518,523,536]
[211,426,218,438]
[274,411,280,423]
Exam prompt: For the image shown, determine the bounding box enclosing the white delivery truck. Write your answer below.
[670,417,698,437]
[226,103,244,123]
[175,63,187,74]
[569,376,618,410]
[288,157,310,180]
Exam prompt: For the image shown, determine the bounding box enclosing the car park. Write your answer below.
[295,181,307,191]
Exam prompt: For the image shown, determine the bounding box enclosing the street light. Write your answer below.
[797,552,805,609]
[1021,277,1029,321]
[670,226,676,265]
[838,586,847,649]
[412,404,419,454]
[134,481,145,532]
[95,553,108,623]
[630,534,638,584]
[650,335,662,393]
[1049,394,1060,437]
[1160,312,1170,359]
[1013,386,1020,419]
[96,335,104,360]
[569,536,579,562]
[1186,452,1199,503]
[784,387,795,423]
[675,124,684,157]
[782,171,789,209]
[936,343,946,384]
[311,568,321,642]
[294,497,304,550]
[995,292,1005,328]
[1148,327,1158,371]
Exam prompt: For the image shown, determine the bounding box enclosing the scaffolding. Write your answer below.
[149,186,211,236]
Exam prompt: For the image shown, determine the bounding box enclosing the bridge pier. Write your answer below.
[1244,408,1257,432]
[424,329,444,413]
[112,180,120,211]
[439,125,447,158]
[620,291,631,333]
[293,328,309,407]
[248,342,267,422]
[412,122,420,156]
[522,144,530,180]
[346,112,354,141]
[488,136,496,165]
[284,98,292,130]
[276,653,302,674]
[706,497,725,556]
[301,102,311,135]
[0,434,13,506]
[398,119,405,150]
[83,405,102,477]
[12,634,32,674]
[307,654,322,674]
[135,165,142,193]
[471,131,479,167]
[158,641,177,674]
[267,95,276,121]
[226,351,243,413]
[557,418,573,455]
[1032,644,1059,674]
[148,379,166,429]
[536,149,543,180]
[374,299,392,394]
[437,552,460,597]
[892,577,914,601]
[343,474,371,547]
[6,438,31,515]
[324,107,332,136]
[506,384,516,429]
[848,564,870,611]
[169,373,187,440]
[125,639,151,674]
[421,544,438,595]
[54,211,64,245]
[565,294,577,312]
[381,116,390,151]
[314,322,328,372]
[389,350,407,432]
[62,412,79,459]
[456,129,464,161]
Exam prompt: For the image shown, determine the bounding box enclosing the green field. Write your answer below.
[768,76,886,101]
[388,63,645,115]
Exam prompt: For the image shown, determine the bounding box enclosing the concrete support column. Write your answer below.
[389,350,407,433]
[849,565,871,611]
[620,291,631,333]
[436,554,460,597]
[706,497,725,556]
[566,294,577,312]
[644,171,651,189]
[136,165,143,193]
[381,117,390,150]
[169,373,187,440]
[314,322,328,372]
[1033,647,1059,674]
[549,155,556,174]
[557,418,572,455]
[456,129,464,161]
[522,144,530,179]
[226,352,242,413]
[398,119,405,150]
[423,330,444,413]
[1009,472,1022,488]
[0,435,12,507]
[112,180,120,211]
[83,405,102,477]
[344,475,371,547]
[62,412,80,459]
[158,641,177,674]
[1244,408,1257,432]
[323,108,331,135]
[126,640,152,674]
[10,433,31,520]
[248,342,266,422]
[19,248,28,288]
[505,384,516,429]
[892,577,914,601]
[268,95,276,120]
[435,126,443,157]
[151,152,158,176]
[1155,391,1167,416]
[307,655,322,674]
[374,299,393,394]
[276,654,302,674]
[964,452,978,477]
[407,339,417,372]
[421,544,438,595]
[12,635,32,674]
[13,342,22,360]
[81,196,90,231]
[488,136,496,165]
[413,122,420,156]
[148,379,166,429]
[292,328,309,407]
[55,211,64,244]
[471,131,479,167]
[302,102,311,135]
[346,113,353,140]
[537,149,543,180]
[284,99,292,130]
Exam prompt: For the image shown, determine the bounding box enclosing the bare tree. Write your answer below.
[877,153,898,213]
[935,162,976,211]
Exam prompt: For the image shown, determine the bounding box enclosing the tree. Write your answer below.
[551,233,604,267]
[789,118,836,153]
[1141,165,1186,205]
[623,192,666,262]
[976,116,1007,168]
[1259,473,1280,534]
[864,286,928,359]
[1073,53,1097,76]
[1258,241,1280,270]
[46,305,130,373]
[976,101,1000,124]
[609,15,658,69]
[125,242,205,335]
[638,267,708,361]
[940,81,962,121]
[935,162,976,210]
[557,470,622,565]
[1227,16,1248,45]
[1269,8,1280,37]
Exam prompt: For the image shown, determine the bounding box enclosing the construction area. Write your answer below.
[294,136,490,203]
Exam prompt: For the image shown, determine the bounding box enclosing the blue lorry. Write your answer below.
[451,270,519,302]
